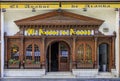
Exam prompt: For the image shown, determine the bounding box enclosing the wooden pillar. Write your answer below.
[20,36,24,68]
[5,37,8,69]
[41,37,45,69]
[94,37,98,69]
[72,37,76,69]
[112,37,115,69]
[109,40,112,71]
[48,44,51,71]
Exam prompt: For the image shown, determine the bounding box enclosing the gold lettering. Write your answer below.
[70,29,75,35]
[87,30,91,35]
[25,28,94,36]
[39,29,44,35]
[27,28,34,35]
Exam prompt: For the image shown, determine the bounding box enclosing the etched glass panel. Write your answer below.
[77,44,84,62]
[26,44,32,60]
[86,44,92,63]
[34,44,40,63]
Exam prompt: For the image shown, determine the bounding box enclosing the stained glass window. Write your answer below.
[77,43,92,64]
[10,45,19,60]
[77,44,84,61]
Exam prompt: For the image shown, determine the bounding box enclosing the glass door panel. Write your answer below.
[59,42,69,71]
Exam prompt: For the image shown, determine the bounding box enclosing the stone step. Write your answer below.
[96,72,114,78]
[42,72,75,78]
[42,75,75,78]
[98,72,113,76]
[46,72,72,76]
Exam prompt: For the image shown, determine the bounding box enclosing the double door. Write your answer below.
[47,42,70,72]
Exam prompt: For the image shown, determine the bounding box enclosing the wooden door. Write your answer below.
[58,42,69,71]
[76,42,94,69]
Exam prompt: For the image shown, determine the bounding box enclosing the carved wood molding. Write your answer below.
[15,10,104,26]
[45,37,72,51]
[98,37,112,45]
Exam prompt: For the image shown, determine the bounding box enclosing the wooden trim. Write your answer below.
[94,37,97,68]
[32,44,34,60]
[41,37,45,69]
[1,0,120,1]
[20,37,24,63]
[109,42,112,71]
[49,44,51,71]
[72,37,76,68]
[58,42,60,71]
[112,37,115,69]
[14,10,104,26]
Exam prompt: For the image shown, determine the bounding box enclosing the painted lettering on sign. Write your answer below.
[24,28,94,36]
[86,4,111,8]
[1,2,120,8]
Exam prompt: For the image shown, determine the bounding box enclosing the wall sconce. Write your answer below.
[83,8,87,12]
[2,8,6,12]
[32,8,36,12]
[57,8,62,13]
[115,8,119,11]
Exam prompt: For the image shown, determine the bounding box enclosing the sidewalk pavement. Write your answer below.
[0,78,120,81]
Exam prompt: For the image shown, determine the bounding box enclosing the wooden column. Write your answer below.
[41,37,45,69]
[72,37,76,69]
[20,36,24,68]
[112,37,115,69]
[94,37,98,69]
[109,41,112,71]
[48,45,51,71]
[5,37,8,69]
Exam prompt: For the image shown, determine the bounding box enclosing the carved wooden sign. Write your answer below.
[24,28,94,36]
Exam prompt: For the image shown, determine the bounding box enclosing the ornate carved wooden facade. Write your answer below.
[5,10,116,72]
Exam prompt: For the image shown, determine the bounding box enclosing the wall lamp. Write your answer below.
[32,8,36,12]
[115,8,119,11]
[83,8,87,12]
[2,8,6,12]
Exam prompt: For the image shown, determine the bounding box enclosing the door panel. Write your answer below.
[59,42,69,71]
[76,42,93,69]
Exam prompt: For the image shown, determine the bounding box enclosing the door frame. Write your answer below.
[98,43,110,72]
[46,40,71,72]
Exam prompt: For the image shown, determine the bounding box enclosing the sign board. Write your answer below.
[0,2,60,9]
[0,2,120,9]
[24,28,94,36]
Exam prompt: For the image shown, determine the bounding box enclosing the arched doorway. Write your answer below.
[47,41,70,72]
[99,43,109,72]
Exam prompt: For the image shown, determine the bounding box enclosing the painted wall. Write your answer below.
[3,8,119,76]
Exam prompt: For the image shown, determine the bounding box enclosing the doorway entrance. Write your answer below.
[99,44,109,72]
[47,41,70,72]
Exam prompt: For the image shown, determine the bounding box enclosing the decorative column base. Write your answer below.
[72,61,76,69]
[41,61,45,69]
